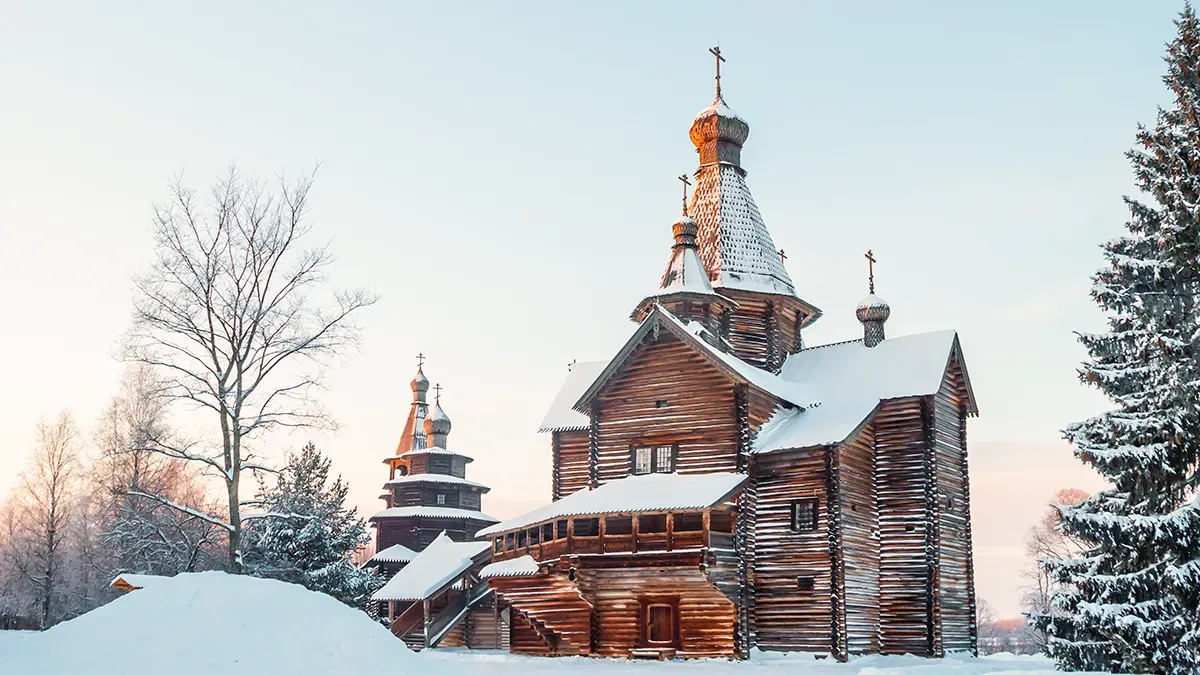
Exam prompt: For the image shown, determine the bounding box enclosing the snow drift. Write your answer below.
[0,571,421,675]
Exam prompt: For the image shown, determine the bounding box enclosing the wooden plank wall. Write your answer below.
[751,447,833,652]
[838,424,880,655]
[552,430,590,501]
[874,398,933,656]
[593,334,739,481]
[465,601,509,650]
[574,566,737,658]
[934,359,975,652]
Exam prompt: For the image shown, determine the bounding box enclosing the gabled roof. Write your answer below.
[110,573,167,592]
[366,543,418,565]
[753,330,977,453]
[538,360,606,432]
[480,555,539,579]
[477,472,746,537]
[574,305,808,414]
[370,533,490,602]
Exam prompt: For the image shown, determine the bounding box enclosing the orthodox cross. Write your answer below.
[778,249,787,263]
[710,45,726,98]
[433,383,443,403]
[678,173,691,215]
[416,352,425,368]
[865,249,877,294]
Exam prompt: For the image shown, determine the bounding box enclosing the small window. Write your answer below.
[945,494,957,512]
[436,493,447,506]
[790,499,818,532]
[556,519,569,539]
[574,518,599,537]
[655,400,669,409]
[542,523,554,541]
[639,514,667,533]
[674,513,703,532]
[606,516,633,536]
[528,526,540,545]
[517,530,527,548]
[494,538,503,553]
[504,533,515,551]
[797,576,815,592]
[631,445,674,475]
[633,447,653,475]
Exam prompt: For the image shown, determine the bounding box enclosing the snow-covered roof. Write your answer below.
[399,445,473,462]
[538,360,606,432]
[371,533,489,602]
[109,573,167,591]
[384,473,489,490]
[753,330,974,453]
[370,506,499,523]
[479,555,540,579]
[366,543,418,565]
[477,472,746,537]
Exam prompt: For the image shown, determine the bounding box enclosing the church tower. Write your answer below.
[686,48,821,370]
[369,358,498,558]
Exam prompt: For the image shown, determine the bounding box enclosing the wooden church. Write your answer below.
[371,51,979,661]
[474,50,979,661]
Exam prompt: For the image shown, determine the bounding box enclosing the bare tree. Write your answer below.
[93,365,222,576]
[1020,487,1089,650]
[3,413,82,627]
[123,166,376,571]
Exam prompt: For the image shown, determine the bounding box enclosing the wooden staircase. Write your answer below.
[490,574,594,655]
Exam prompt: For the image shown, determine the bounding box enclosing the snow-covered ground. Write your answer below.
[0,571,1108,675]
[423,648,1066,675]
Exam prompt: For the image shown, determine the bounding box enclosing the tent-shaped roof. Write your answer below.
[370,533,490,602]
[477,471,746,537]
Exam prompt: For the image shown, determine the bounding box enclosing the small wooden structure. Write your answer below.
[110,573,167,593]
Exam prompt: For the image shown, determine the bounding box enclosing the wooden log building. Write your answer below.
[372,52,979,661]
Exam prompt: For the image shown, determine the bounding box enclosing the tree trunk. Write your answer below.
[227,473,242,573]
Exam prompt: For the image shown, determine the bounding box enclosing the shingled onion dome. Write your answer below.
[690,95,750,168]
[632,212,736,329]
[410,366,429,396]
[424,398,452,448]
[856,294,891,348]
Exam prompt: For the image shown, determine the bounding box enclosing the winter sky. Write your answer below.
[0,2,1184,616]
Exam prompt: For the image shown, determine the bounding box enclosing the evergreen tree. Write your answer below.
[1035,6,1200,673]
[243,443,381,608]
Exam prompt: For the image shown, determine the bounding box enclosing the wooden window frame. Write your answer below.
[629,444,677,476]
[435,492,447,506]
[790,498,818,532]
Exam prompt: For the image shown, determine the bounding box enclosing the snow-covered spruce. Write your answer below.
[1033,7,1200,674]
[242,442,382,607]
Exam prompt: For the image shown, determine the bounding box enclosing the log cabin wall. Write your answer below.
[375,516,485,552]
[934,359,975,653]
[874,397,934,656]
[718,290,805,371]
[574,565,737,658]
[552,430,590,501]
[593,333,739,481]
[837,424,881,655]
[750,447,834,652]
[491,572,593,656]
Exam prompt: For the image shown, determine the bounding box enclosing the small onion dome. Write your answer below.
[689,96,750,150]
[410,366,429,393]
[425,401,452,436]
[672,214,699,248]
[855,294,891,323]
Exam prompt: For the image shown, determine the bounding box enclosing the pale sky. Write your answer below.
[0,2,1179,616]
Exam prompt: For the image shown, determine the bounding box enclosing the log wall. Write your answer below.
[934,359,975,653]
[575,564,737,658]
[593,334,739,481]
[874,397,933,656]
[718,290,805,371]
[838,424,880,655]
[552,430,590,500]
[490,573,593,655]
[750,447,833,652]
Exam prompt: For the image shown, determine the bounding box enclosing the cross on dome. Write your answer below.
[678,173,691,215]
[865,249,877,294]
[709,45,726,98]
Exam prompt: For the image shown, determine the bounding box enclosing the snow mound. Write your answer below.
[1,571,423,675]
